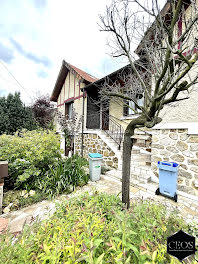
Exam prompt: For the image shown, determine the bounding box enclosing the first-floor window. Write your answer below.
[123,93,144,116]
[65,102,73,119]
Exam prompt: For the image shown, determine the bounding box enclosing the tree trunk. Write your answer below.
[122,126,134,208]
[122,117,146,208]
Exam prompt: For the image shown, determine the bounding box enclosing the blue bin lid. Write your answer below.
[158,161,179,167]
[89,153,102,158]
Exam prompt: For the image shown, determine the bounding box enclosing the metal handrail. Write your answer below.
[102,112,124,150]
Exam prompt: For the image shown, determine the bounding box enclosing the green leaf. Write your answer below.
[94,239,104,248]
[128,245,139,258]
[95,253,105,264]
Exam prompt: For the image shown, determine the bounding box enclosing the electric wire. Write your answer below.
[0,60,32,98]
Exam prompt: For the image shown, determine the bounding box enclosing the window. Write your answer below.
[65,102,73,120]
[123,93,144,116]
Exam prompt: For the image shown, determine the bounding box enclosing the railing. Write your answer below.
[102,112,124,150]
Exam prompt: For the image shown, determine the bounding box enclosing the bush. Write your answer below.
[2,155,89,210]
[0,129,62,189]
[36,155,89,198]
[1,193,196,263]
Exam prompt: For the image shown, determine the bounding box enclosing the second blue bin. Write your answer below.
[155,161,179,202]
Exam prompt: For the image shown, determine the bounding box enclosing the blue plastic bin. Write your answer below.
[155,161,179,202]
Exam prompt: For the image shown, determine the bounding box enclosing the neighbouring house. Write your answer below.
[51,0,198,197]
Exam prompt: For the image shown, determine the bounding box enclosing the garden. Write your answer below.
[0,192,198,263]
[0,93,198,263]
[0,129,89,212]
[0,92,89,212]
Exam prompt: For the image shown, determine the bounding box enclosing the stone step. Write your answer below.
[131,171,151,179]
[131,174,151,184]
[131,161,148,166]
[105,169,122,179]
[131,153,151,162]
[131,149,140,154]
[134,142,151,148]
[105,166,151,184]
[131,165,151,176]
[131,135,151,140]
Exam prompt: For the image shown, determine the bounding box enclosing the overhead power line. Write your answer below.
[0,60,32,98]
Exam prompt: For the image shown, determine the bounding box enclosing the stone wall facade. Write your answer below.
[75,133,118,168]
[151,129,198,196]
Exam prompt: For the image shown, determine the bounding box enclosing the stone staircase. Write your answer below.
[98,129,152,184]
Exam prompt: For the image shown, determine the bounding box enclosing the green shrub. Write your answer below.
[0,129,61,189]
[36,155,89,198]
[1,193,196,263]
[0,92,37,135]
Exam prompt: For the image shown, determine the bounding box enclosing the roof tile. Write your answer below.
[68,63,98,83]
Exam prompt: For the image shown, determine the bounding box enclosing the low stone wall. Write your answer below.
[75,133,118,168]
[151,129,198,196]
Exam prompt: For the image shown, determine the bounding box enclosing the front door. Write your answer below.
[102,100,109,130]
[86,94,100,129]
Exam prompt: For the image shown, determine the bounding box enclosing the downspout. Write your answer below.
[81,89,85,157]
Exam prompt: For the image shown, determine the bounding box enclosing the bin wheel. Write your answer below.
[155,188,160,195]
[174,193,178,202]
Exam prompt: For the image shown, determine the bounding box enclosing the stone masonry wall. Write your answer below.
[75,133,118,168]
[151,129,198,196]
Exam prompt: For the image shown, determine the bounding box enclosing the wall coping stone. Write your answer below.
[153,122,198,134]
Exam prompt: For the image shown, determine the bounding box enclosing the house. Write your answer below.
[50,60,98,155]
[51,0,198,197]
[51,60,152,178]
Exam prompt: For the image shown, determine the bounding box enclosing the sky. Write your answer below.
[0,0,166,105]
[0,0,125,105]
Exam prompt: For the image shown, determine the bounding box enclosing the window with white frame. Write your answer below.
[65,102,73,120]
[124,93,144,116]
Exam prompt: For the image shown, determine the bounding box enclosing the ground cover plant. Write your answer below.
[0,192,197,263]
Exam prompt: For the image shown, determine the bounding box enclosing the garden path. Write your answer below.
[0,174,198,235]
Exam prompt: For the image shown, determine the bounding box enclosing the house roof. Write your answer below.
[50,60,98,102]
[82,64,130,92]
[82,59,146,92]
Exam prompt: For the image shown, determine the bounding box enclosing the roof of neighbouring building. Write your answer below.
[50,60,98,102]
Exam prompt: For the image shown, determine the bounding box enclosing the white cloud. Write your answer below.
[0,0,124,105]
[1,0,167,105]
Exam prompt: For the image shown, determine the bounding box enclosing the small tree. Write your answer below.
[0,92,37,135]
[56,109,82,156]
[99,0,198,207]
[31,95,55,129]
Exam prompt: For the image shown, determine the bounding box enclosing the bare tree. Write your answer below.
[99,0,198,207]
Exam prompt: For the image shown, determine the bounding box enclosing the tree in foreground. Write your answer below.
[99,0,198,207]
[0,92,37,135]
